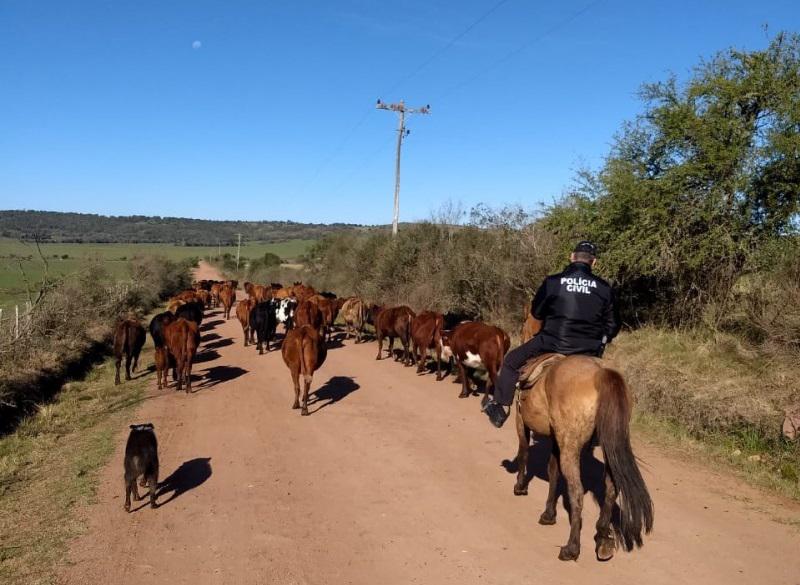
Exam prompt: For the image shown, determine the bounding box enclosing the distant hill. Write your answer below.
[0,210,367,245]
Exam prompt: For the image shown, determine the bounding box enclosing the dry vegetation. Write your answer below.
[0,255,193,433]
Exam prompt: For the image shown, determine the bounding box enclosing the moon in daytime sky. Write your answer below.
[192,40,202,50]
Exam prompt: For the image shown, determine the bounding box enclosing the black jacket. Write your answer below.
[530,262,620,355]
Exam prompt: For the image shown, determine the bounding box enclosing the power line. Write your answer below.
[300,0,514,194]
[433,0,604,102]
[383,0,514,96]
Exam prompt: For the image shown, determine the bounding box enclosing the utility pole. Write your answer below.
[376,99,430,236]
[236,233,242,270]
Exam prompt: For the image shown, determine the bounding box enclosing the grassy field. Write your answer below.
[0,239,315,309]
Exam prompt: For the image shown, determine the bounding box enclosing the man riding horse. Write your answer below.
[484,241,620,427]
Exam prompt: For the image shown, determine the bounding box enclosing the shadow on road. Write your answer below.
[501,437,619,523]
[201,319,224,331]
[306,376,360,414]
[156,457,212,507]
[197,365,248,389]
[205,338,234,350]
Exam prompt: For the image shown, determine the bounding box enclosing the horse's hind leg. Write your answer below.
[594,467,618,561]
[539,442,560,525]
[557,444,584,561]
[514,421,531,496]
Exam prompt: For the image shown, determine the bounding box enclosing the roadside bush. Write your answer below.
[305,205,562,335]
[0,255,192,433]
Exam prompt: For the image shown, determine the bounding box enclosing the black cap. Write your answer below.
[573,241,597,256]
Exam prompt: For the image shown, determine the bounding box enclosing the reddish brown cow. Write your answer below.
[521,310,542,343]
[308,294,337,331]
[236,298,256,346]
[175,289,199,302]
[374,306,416,365]
[219,284,235,320]
[210,283,222,307]
[114,318,146,385]
[295,300,325,337]
[281,325,328,416]
[441,321,510,401]
[163,317,200,393]
[411,310,445,380]
[292,283,317,303]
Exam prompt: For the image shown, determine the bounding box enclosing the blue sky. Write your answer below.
[1,1,798,225]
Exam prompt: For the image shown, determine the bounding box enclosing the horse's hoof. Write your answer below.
[558,545,580,561]
[513,485,528,496]
[595,538,616,562]
[538,512,557,525]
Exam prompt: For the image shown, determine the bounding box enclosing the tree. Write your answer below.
[546,32,800,325]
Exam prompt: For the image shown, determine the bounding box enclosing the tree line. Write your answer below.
[0,210,365,245]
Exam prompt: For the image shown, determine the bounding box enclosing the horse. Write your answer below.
[513,355,653,561]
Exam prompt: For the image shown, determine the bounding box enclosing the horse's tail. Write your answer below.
[595,367,654,551]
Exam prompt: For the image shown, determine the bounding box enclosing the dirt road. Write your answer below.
[62,262,800,585]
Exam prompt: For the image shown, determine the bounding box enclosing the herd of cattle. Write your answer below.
[113,278,522,410]
[117,277,526,514]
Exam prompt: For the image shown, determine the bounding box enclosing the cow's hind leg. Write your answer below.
[594,466,618,561]
[375,334,384,360]
[115,356,122,385]
[124,477,133,512]
[514,422,531,496]
[388,337,396,360]
[291,367,301,410]
[125,352,133,381]
[557,444,584,561]
[301,374,312,416]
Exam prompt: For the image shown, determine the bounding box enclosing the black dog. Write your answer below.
[124,423,159,512]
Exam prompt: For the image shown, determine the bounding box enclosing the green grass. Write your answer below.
[0,344,153,584]
[0,238,315,308]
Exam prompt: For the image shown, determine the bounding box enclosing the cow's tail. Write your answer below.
[595,367,654,551]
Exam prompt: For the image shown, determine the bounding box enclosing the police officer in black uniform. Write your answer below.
[483,241,620,428]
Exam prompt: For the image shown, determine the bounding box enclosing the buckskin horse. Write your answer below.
[513,355,653,561]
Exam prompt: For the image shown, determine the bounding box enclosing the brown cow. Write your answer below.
[244,282,254,297]
[219,284,235,320]
[114,318,146,385]
[411,311,445,380]
[521,311,541,343]
[281,325,328,416]
[175,289,199,302]
[236,298,256,346]
[308,294,337,331]
[340,297,366,343]
[292,283,316,303]
[163,317,200,393]
[440,321,510,401]
[194,289,211,308]
[374,306,416,365]
[273,287,291,299]
[253,284,271,303]
[210,283,222,308]
[295,300,325,337]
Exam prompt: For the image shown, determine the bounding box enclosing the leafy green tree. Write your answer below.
[546,32,800,325]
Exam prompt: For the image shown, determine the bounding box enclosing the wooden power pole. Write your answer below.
[236,233,242,270]
[376,99,430,236]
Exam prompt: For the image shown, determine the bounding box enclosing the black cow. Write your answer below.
[250,299,279,354]
[175,300,204,325]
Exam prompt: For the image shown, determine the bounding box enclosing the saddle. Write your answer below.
[517,353,566,394]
